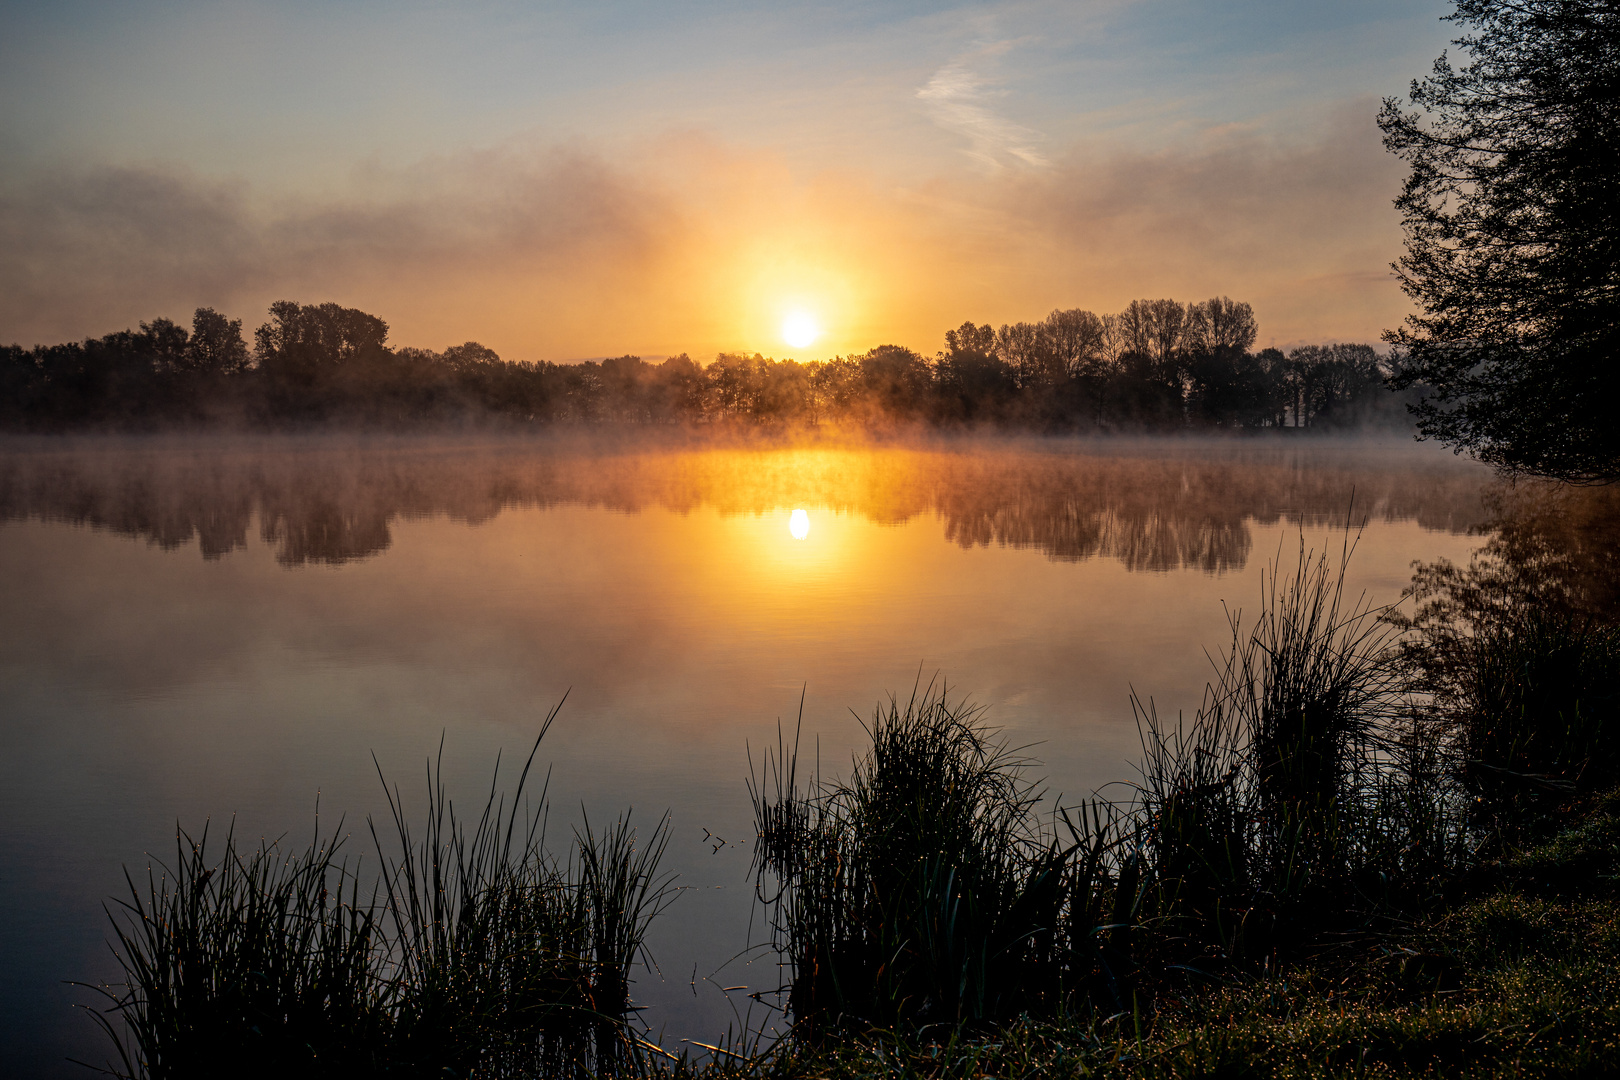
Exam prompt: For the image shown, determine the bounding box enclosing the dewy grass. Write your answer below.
[85,699,674,1080]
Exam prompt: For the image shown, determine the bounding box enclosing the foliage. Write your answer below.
[1379,0,1620,480]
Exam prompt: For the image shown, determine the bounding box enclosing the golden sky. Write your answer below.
[0,0,1455,360]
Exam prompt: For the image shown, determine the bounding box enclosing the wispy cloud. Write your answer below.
[917,42,1049,171]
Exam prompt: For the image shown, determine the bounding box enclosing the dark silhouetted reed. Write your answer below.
[86,703,672,1080]
[750,531,1478,1042]
[750,687,1132,1036]
[1131,533,1421,967]
[84,823,388,1078]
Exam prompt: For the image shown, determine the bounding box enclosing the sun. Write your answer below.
[789,508,810,540]
[781,311,821,351]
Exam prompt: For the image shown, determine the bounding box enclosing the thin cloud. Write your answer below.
[917,43,1050,171]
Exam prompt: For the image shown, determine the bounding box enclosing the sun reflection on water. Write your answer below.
[789,508,810,539]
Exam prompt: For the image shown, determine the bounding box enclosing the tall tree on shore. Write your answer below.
[253,300,391,413]
[186,308,250,375]
[1379,0,1620,481]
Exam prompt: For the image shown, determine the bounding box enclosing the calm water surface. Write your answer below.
[0,433,1491,1075]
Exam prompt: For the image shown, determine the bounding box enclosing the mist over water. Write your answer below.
[0,432,1490,1076]
[0,432,1486,567]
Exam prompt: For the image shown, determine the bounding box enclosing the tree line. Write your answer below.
[0,297,1411,431]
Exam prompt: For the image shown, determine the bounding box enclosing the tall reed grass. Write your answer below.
[84,823,387,1078]
[85,703,673,1080]
[749,531,1493,1038]
[749,687,1150,1036]
[1131,533,1427,965]
[751,689,1054,1033]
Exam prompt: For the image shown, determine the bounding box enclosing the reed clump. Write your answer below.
[1129,534,1445,975]
[86,824,389,1079]
[750,689,1113,1035]
[750,530,1608,1044]
[85,707,673,1080]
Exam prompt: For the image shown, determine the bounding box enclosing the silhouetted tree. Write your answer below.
[939,322,1013,421]
[136,318,189,372]
[1187,348,1275,428]
[994,322,1057,390]
[757,358,812,421]
[0,345,31,425]
[1101,300,1186,425]
[1379,0,1620,480]
[654,354,706,421]
[858,345,933,419]
[1309,344,1388,427]
[1041,308,1110,378]
[1184,298,1266,427]
[185,308,250,375]
[253,300,393,417]
[1118,299,1185,379]
[707,352,763,417]
[598,355,651,422]
[811,357,863,422]
[1256,348,1289,428]
[1184,297,1258,357]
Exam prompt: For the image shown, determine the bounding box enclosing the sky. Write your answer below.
[0,0,1460,361]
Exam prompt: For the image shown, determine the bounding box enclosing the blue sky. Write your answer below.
[0,0,1461,357]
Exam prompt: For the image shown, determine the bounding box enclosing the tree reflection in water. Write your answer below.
[1404,480,1620,631]
[0,434,1491,571]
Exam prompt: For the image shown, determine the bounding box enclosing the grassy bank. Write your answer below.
[712,789,1620,1078]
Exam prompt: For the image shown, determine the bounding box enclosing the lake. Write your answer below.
[0,432,1492,1075]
